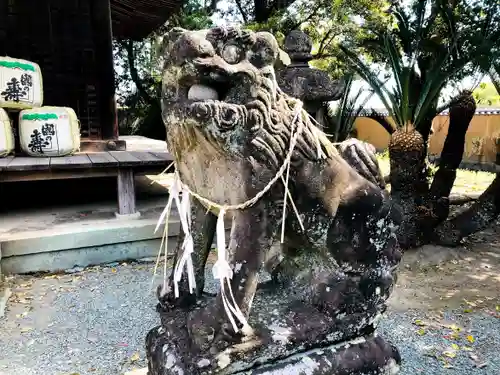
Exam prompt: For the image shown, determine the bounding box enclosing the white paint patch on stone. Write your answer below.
[262,356,321,375]
[197,358,211,368]
[217,351,231,369]
[165,353,176,368]
[300,356,320,374]
[269,323,293,344]
[234,262,243,273]
[384,359,401,375]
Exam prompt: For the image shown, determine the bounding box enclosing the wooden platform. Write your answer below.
[0,151,173,182]
[0,149,174,217]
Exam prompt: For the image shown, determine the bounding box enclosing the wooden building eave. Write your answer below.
[110,0,186,40]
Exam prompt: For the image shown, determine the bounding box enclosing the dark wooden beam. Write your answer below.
[90,0,118,140]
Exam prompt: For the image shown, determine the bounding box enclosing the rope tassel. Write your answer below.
[172,181,197,297]
[211,209,252,334]
[152,99,318,336]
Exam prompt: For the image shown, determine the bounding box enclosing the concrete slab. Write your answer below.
[0,198,175,274]
[0,197,229,274]
[1,238,173,274]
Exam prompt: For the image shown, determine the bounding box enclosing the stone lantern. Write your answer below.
[276,30,345,129]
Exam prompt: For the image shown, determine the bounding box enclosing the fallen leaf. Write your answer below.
[451,343,459,350]
[464,299,477,307]
[111,268,117,273]
[463,308,473,313]
[467,335,475,343]
[462,346,473,351]
[130,352,140,362]
[443,332,460,340]
[414,319,426,326]
[416,328,426,336]
[442,350,456,359]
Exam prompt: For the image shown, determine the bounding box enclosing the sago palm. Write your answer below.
[322,73,376,143]
[338,0,474,248]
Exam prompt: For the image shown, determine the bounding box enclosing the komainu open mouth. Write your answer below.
[187,82,233,103]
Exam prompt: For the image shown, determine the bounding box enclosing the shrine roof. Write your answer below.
[111,0,185,40]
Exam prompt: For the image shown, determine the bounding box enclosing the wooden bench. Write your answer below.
[0,151,174,218]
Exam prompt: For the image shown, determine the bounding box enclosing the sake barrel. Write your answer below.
[0,108,14,157]
[0,57,43,109]
[19,107,80,157]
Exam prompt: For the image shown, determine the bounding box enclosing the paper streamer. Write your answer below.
[212,209,251,333]
[172,178,196,297]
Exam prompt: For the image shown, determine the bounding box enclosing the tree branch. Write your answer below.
[124,40,156,106]
[234,0,249,23]
[286,2,322,31]
[317,28,337,57]
[312,53,337,59]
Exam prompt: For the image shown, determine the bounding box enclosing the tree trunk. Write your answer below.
[387,91,436,250]
[388,125,431,249]
[428,91,476,222]
[389,147,431,249]
[433,174,500,246]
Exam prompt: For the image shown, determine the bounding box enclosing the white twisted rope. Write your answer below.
[153,98,325,335]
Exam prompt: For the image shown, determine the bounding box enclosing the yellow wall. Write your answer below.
[354,114,500,163]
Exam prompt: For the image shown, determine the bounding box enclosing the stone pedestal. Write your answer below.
[145,284,401,375]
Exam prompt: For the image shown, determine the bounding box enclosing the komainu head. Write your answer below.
[161,26,333,169]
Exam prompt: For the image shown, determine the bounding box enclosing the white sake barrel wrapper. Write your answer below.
[0,57,43,109]
[19,106,80,157]
[0,108,14,157]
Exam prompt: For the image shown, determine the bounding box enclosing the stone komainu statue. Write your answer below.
[146,26,402,375]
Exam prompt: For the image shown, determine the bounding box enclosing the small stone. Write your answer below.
[64,267,84,274]
[137,257,156,263]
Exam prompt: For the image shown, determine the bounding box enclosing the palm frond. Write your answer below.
[340,44,402,127]
[324,75,377,143]
[391,5,413,55]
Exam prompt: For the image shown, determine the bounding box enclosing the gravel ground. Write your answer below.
[0,262,499,375]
